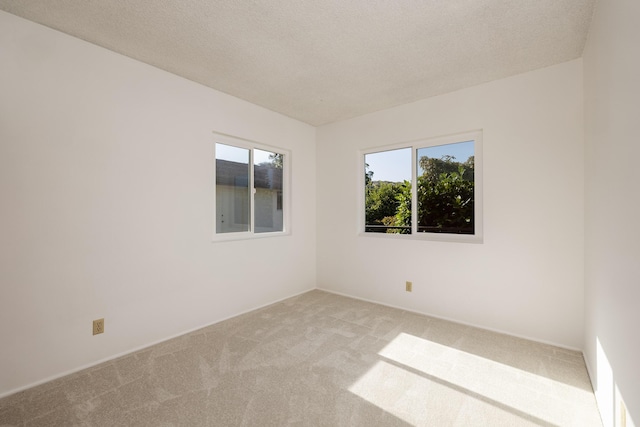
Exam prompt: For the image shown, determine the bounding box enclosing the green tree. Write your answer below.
[365,163,374,186]
[392,180,412,234]
[268,153,283,169]
[420,155,474,183]
[396,155,475,234]
[417,166,474,233]
[365,181,404,226]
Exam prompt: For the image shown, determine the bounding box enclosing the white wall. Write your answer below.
[583,0,640,425]
[0,11,316,397]
[317,59,585,349]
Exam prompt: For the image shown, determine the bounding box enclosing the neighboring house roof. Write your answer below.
[216,159,282,190]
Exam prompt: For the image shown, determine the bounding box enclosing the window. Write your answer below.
[362,130,482,242]
[214,133,289,240]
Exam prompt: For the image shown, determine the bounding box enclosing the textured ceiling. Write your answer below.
[0,1,595,126]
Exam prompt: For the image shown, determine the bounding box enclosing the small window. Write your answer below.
[362,130,482,242]
[214,134,289,240]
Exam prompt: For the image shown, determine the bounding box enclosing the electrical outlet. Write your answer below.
[93,318,104,335]
[406,281,412,292]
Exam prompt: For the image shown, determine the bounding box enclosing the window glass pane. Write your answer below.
[254,149,284,233]
[364,148,411,234]
[417,141,474,234]
[216,143,250,233]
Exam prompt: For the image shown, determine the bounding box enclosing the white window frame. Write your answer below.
[358,130,483,243]
[212,131,291,242]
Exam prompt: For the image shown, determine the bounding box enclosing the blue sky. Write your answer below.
[365,141,474,182]
[365,148,412,182]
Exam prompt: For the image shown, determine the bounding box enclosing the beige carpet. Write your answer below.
[0,290,602,426]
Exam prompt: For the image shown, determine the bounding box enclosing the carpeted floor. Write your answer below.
[0,290,602,426]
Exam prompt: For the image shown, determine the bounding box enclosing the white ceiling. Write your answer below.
[0,0,595,126]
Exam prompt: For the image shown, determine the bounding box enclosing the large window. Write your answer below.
[214,134,288,240]
[362,130,482,242]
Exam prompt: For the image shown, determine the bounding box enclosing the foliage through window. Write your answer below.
[363,131,482,242]
[364,148,412,234]
[214,136,288,239]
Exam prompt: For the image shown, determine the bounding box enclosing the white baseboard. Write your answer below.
[316,286,584,353]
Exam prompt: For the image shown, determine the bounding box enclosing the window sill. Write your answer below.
[358,231,483,244]
[212,230,291,243]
